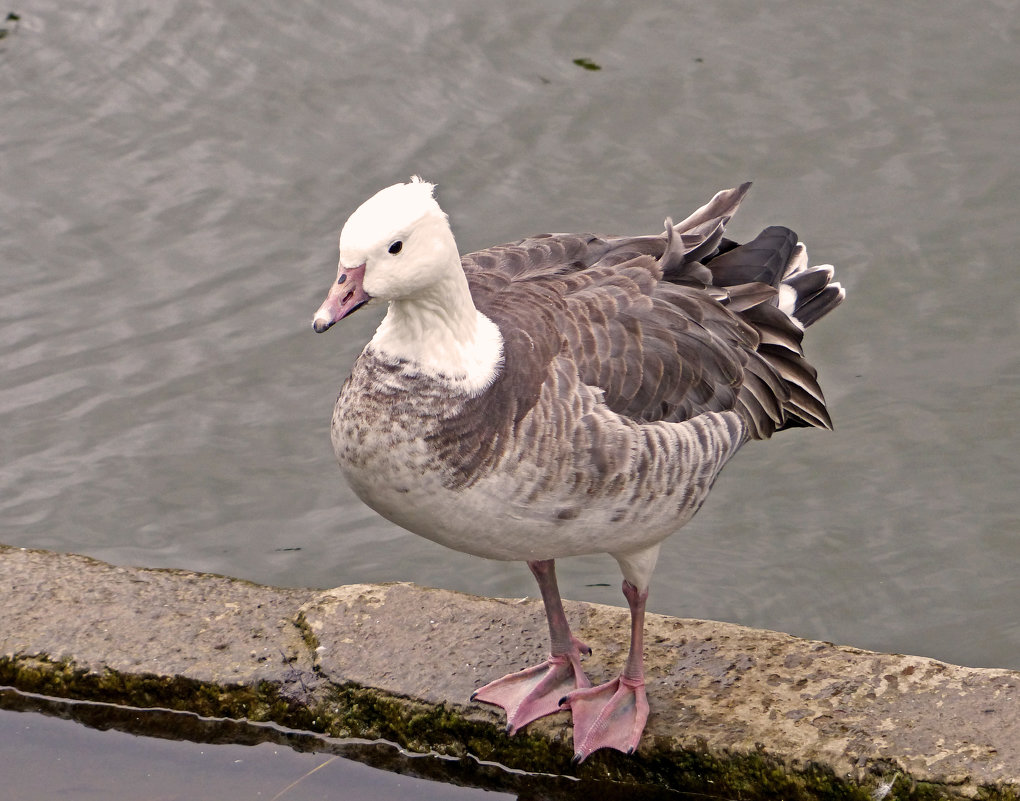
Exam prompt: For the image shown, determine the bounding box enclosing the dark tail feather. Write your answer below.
[701,223,844,435]
[773,241,845,329]
[616,184,844,437]
[790,283,844,327]
[700,226,799,287]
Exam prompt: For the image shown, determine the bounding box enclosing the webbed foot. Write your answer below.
[472,645,591,733]
[561,674,648,762]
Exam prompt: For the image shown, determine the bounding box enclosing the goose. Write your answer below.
[312,177,844,762]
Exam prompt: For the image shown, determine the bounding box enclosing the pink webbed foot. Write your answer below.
[472,640,592,734]
[561,674,649,762]
[560,577,652,762]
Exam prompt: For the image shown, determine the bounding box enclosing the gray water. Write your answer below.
[2,0,1018,795]
[0,704,512,801]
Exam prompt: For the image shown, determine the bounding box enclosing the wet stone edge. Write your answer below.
[3,651,1013,801]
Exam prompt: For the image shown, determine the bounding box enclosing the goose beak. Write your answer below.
[312,263,370,332]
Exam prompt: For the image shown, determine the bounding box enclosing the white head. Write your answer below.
[313,177,463,332]
[313,177,502,392]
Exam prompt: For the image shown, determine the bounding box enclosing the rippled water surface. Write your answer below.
[2,0,1018,795]
[0,704,510,801]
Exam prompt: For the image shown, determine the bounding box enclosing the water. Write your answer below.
[0,687,681,800]
[2,0,1018,795]
[0,703,510,801]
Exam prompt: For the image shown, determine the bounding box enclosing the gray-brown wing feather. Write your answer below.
[461,184,841,444]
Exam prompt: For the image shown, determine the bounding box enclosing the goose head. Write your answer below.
[313,177,461,333]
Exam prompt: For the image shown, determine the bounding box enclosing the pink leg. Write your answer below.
[472,560,592,733]
[561,579,650,762]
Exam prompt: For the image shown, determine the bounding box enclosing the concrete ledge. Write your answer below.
[1,544,1017,800]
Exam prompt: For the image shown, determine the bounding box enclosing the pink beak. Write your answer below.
[312,263,370,333]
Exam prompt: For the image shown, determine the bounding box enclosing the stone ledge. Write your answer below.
[1,544,1017,800]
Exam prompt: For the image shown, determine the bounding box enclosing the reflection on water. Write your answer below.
[1,687,695,800]
[1,0,1018,795]
[0,689,514,800]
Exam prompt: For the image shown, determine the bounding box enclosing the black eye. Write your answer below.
[388,240,403,255]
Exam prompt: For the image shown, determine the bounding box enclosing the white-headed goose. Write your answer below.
[313,178,843,762]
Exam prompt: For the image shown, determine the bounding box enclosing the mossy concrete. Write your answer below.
[1,544,1017,800]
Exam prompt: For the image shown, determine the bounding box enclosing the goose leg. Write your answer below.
[472,559,592,733]
[561,579,649,762]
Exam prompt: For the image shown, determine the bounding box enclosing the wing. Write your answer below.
[462,183,792,434]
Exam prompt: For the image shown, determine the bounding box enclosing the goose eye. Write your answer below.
[388,240,403,255]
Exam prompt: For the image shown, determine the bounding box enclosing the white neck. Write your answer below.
[369,271,504,395]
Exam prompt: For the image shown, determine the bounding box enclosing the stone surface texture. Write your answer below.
[1,545,1017,800]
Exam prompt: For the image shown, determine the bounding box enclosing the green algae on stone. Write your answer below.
[294,610,321,653]
[0,653,315,732]
[307,681,572,769]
